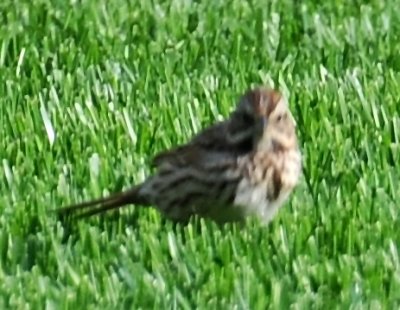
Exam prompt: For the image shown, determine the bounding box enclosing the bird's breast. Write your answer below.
[233,149,301,224]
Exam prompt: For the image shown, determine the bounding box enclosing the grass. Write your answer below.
[0,0,399,308]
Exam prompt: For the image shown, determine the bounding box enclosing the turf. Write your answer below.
[1,0,399,308]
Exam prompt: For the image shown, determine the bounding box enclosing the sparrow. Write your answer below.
[57,86,302,225]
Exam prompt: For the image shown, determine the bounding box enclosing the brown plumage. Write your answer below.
[57,86,302,225]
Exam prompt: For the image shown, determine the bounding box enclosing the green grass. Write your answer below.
[1,0,399,308]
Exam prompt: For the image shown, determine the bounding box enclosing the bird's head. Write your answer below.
[228,87,298,153]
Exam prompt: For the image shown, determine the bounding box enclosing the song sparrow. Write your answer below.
[57,87,302,225]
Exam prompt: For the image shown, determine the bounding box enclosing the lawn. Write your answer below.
[0,0,399,308]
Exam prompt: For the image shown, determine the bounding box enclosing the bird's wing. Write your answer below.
[151,121,252,169]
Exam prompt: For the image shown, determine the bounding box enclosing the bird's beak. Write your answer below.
[255,117,267,137]
[262,117,268,129]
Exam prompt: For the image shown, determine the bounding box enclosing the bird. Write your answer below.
[57,86,302,225]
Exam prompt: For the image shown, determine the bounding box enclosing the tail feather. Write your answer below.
[57,186,147,219]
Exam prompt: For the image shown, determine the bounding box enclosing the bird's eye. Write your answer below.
[277,113,286,122]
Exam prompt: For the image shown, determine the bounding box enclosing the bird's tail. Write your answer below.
[56,185,148,219]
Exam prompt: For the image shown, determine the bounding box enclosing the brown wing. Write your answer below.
[152,120,253,169]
